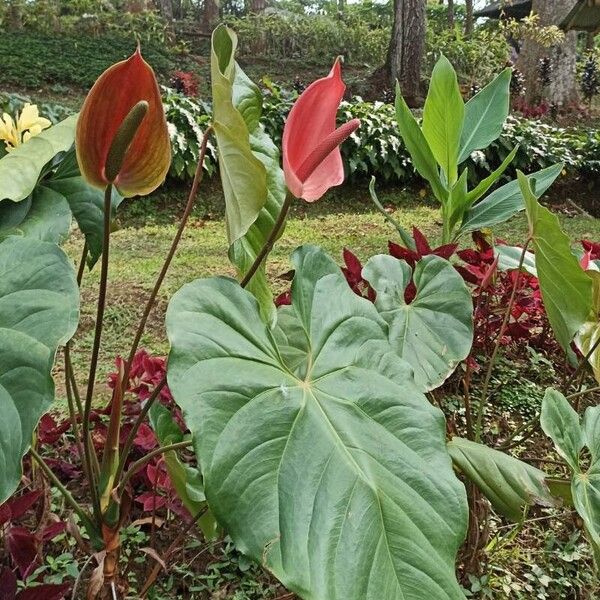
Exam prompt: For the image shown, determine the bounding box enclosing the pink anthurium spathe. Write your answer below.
[76,47,171,198]
[283,59,360,202]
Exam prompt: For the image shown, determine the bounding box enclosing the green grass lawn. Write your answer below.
[61,178,600,405]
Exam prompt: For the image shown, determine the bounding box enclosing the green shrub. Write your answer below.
[224,12,389,66]
[424,25,509,87]
[0,31,173,88]
[0,91,74,124]
[167,80,598,187]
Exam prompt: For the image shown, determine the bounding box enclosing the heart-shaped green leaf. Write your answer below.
[541,389,584,473]
[363,254,473,391]
[0,187,71,244]
[0,236,79,503]
[45,150,123,268]
[167,245,468,600]
[447,437,556,522]
[0,115,78,202]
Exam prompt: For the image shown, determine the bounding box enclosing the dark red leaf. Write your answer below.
[41,521,67,542]
[412,227,431,256]
[0,567,17,600]
[37,415,70,445]
[2,491,42,524]
[15,583,70,600]
[433,243,458,260]
[6,527,39,579]
[342,248,362,277]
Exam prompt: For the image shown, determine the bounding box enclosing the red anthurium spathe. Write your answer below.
[76,47,171,197]
[283,59,360,201]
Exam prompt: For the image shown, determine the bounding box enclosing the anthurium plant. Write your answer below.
[1,24,599,600]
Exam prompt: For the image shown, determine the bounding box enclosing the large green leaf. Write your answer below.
[422,55,464,186]
[447,437,556,522]
[0,115,78,203]
[519,171,592,351]
[459,163,563,235]
[458,69,511,164]
[540,389,584,473]
[211,25,267,245]
[394,85,447,204]
[0,187,71,244]
[362,254,473,392]
[148,402,217,540]
[166,245,468,600]
[0,236,79,503]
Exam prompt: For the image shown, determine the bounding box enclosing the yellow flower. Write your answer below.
[0,103,51,152]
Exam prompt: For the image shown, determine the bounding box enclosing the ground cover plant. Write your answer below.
[1,21,600,600]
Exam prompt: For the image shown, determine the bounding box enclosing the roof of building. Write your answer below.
[474,0,532,19]
[561,0,600,32]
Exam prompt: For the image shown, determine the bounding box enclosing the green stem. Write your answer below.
[82,183,113,521]
[475,239,531,442]
[29,446,100,544]
[563,335,600,393]
[368,176,415,250]
[241,193,293,288]
[119,440,192,492]
[115,375,167,486]
[124,127,213,376]
[567,385,600,402]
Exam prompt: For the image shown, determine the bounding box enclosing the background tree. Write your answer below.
[518,0,578,106]
[465,0,473,35]
[203,0,220,32]
[387,0,426,106]
[447,0,454,28]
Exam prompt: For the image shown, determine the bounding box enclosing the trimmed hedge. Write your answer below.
[0,32,174,88]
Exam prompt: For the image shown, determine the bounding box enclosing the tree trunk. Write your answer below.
[447,0,454,29]
[464,0,473,36]
[247,0,266,13]
[518,0,579,107]
[159,0,174,21]
[202,0,219,33]
[387,0,426,106]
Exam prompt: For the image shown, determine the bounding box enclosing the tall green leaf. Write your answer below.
[459,163,563,235]
[422,55,464,186]
[166,245,468,600]
[211,25,267,245]
[0,237,79,503]
[394,85,447,203]
[519,171,592,351]
[212,25,286,324]
[0,115,78,202]
[148,402,217,540]
[362,254,473,391]
[464,145,519,207]
[448,437,556,522]
[575,271,600,385]
[458,69,511,164]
